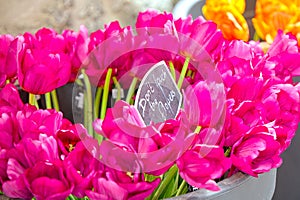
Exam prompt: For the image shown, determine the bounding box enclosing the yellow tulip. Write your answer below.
[252,0,300,44]
[205,0,246,13]
[203,0,249,41]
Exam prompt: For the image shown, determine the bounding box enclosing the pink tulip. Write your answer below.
[56,119,81,156]
[177,145,231,191]
[16,106,63,140]
[0,149,8,187]
[136,10,224,61]
[182,17,224,60]
[86,172,128,200]
[7,134,59,170]
[231,125,282,177]
[227,76,264,103]
[34,28,66,52]
[24,161,73,200]
[18,29,71,94]
[0,113,18,149]
[0,34,14,71]
[0,34,21,81]
[184,80,225,128]
[86,168,160,200]
[62,25,89,82]
[3,134,60,199]
[18,48,71,94]
[93,101,193,174]
[87,21,134,86]
[0,83,24,114]
[267,30,298,57]
[223,114,250,147]
[254,31,300,82]
[217,40,255,87]
[2,173,32,199]
[261,83,300,151]
[0,74,6,88]
[64,141,103,198]
[136,9,173,35]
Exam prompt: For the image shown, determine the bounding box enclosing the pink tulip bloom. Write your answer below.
[177,145,231,191]
[231,125,282,177]
[261,83,300,151]
[0,113,19,149]
[93,101,193,174]
[136,9,173,35]
[254,31,300,82]
[227,76,264,104]
[136,9,224,62]
[3,134,60,199]
[24,161,73,200]
[18,48,71,94]
[64,141,103,198]
[86,173,128,200]
[267,30,298,57]
[0,34,14,71]
[62,25,89,82]
[87,21,134,86]
[0,83,24,114]
[181,18,224,61]
[223,114,250,147]
[7,134,59,170]
[34,28,66,52]
[56,119,81,156]
[17,29,72,94]
[0,149,8,187]
[2,172,32,199]
[16,106,63,140]
[0,34,21,81]
[184,80,225,129]
[0,75,6,88]
[86,168,160,200]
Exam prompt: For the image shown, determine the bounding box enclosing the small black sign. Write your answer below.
[135,61,182,125]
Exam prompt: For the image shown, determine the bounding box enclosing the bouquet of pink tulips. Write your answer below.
[0,9,300,200]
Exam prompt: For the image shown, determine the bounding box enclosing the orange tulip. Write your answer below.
[252,0,300,44]
[202,0,249,41]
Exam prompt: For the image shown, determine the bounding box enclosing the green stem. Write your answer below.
[29,93,39,109]
[112,76,122,101]
[169,61,176,81]
[176,180,187,196]
[177,56,191,89]
[171,169,180,196]
[152,165,178,200]
[224,147,232,157]
[194,125,202,134]
[126,77,138,104]
[75,78,84,87]
[191,71,196,80]
[29,93,35,106]
[51,90,60,111]
[100,68,113,119]
[187,69,193,77]
[253,31,260,41]
[67,194,77,200]
[83,90,88,132]
[82,69,93,136]
[45,92,52,109]
[94,87,103,120]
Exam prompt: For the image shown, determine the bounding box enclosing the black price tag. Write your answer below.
[135,61,182,125]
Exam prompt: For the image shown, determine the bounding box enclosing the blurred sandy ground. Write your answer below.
[0,0,178,35]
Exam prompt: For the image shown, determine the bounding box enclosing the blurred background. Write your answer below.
[0,0,177,35]
[0,0,299,199]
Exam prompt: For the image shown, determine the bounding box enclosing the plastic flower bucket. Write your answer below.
[169,169,276,200]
